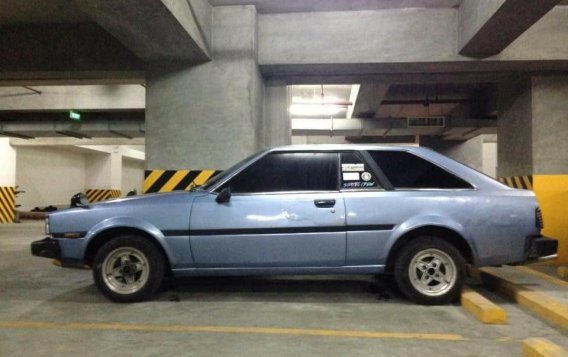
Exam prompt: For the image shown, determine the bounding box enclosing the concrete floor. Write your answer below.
[1,221,567,357]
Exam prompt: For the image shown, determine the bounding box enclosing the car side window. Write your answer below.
[340,152,381,189]
[368,150,473,189]
[223,152,338,193]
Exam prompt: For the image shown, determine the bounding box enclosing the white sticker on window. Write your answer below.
[361,172,372,181]
[342,163,364,172]
[342,172,360,181]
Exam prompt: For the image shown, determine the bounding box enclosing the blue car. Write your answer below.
[31,145,557,304]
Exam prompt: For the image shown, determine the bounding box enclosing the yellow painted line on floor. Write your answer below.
[0,320,468,341]
[478,268,568,332]
[523,338,568,357]
[461,287,507,324]
[514,266,568,289]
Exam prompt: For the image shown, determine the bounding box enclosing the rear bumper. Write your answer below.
[527,235,558,260]
[31,237,61,260]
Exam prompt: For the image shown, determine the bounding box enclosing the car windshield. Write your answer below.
[198,150,269,191]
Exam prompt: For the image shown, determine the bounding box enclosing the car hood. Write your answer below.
[47,190,209,234]
[89,190,206,209]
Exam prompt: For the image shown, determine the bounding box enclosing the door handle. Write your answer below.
[314,199,336,208]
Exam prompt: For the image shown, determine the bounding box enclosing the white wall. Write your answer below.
[292,136,349,145]
[0,138,16,187]
[122,158,144,195]
[16,146,86,210]
[482,141,498,178]
[85,152,113,189]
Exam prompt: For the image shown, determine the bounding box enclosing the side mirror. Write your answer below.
[70,192,90,208]
[215,187,231,204]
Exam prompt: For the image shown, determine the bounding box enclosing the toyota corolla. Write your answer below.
[31,145,557,304]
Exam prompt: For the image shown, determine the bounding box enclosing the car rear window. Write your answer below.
[368,150,473,189]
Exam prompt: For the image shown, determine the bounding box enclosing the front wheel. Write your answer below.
[93,236,165,302]
[394,237,465,305]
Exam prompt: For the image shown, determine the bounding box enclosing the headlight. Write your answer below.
[45,217,50,235]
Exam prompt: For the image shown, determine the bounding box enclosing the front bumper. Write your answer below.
[527,235,558,260]
[31,237,61,260]
[31,237,88,268]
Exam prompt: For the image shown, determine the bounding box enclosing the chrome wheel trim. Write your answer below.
[102,247,150,295]
[408,248,457,297]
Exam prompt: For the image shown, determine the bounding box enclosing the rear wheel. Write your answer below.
[93,236,164,302]
[394,236,465,305]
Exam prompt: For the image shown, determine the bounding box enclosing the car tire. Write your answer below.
[393,236,465,305]
[93,235,165,303]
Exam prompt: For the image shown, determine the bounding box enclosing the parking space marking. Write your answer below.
[523,338,568,357]
[514,266,568,289]
[479,268,568,332]
[0,320,469,341]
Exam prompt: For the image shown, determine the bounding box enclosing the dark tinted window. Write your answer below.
[369,150,473,189]
[225,152,338,193]
[340,152,381,189]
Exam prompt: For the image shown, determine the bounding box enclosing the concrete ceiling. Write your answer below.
[209,0,463,13]
[211,0,568,13]
[2,0,566,25]
[289,83,489,120]
[0,0,90,24]
[1,0,562,142]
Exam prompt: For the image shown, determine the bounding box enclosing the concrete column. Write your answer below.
[497,77,533,177]
[146,5,263,171]
[421,136,484,173]
[262,81,290,148]
[0,138,17,223]
[0,138,16,187]
[498,75,568,263]
[85,146,122,202]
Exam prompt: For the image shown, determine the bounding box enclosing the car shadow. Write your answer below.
[36,275,408,306]
[155,274,407,304]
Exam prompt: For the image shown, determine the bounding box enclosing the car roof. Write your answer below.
[269,144,420,152]
[266,144,513,191]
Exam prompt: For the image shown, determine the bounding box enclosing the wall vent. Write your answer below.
[407,116,446,127]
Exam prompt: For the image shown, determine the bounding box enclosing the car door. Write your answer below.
[189,151,346,268]
[338,151,397,267]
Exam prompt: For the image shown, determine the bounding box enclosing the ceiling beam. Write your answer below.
[0,85,145,111]
[0,117,145,138]
[10,137,145,146]
[351,84,390,118]
[458,0,561,58]
[76,0,211,63]
[0,24,145,77]
[292,117,496,139]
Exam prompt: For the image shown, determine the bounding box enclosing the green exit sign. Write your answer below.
[69,110,81,121]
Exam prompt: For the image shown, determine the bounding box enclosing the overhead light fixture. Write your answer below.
[290,85,353,117]
[289,104,344,116]
[290,96,352,116]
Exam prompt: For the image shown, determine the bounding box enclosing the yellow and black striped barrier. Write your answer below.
[143,170,221,194]
[85,189,122,203]
[499,176,533,190]
[0,186,15,224]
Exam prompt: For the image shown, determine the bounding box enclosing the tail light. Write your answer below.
[536,207,544,230]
